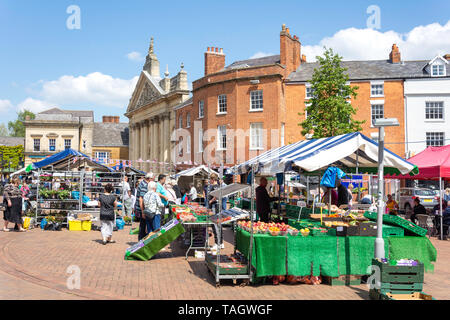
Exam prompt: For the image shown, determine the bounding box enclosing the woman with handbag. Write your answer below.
[98,183,118,245]
[143,181,164,235]
[3,178,25,232]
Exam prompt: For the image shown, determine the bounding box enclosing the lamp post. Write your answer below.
[373,118,399,259]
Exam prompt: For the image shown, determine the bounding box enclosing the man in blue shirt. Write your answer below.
[156,174,169,206]
[135,173,154,240]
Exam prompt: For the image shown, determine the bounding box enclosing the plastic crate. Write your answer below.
[372,259,424,284]
[81,221,92,231]
[382,224,404,237]
[68,220,82,231]
[379,282,423,292]
[364,211,427,237]
[370,289,434,300]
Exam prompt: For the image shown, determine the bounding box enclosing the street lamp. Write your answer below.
[373,118,399,259]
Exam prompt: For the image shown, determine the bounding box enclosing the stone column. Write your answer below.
[129,124,134,163]
[143,120,149,172]
[150,118,156,172]
[162,113,169,169]
[135,123,141,169]
[140,121,146,170]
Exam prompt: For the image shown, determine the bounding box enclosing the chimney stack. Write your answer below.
[444,54,450,61]
[204,46,226,76]
[103,116,120,123]
[389,44,401,64]
[280,24,302,75]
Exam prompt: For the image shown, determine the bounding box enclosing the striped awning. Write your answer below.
[174,165,219,178]
[230,132,418,176]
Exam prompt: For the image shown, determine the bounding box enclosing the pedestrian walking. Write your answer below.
[98,183,118,245]
[121,176,132,218]
[3,178,25,232]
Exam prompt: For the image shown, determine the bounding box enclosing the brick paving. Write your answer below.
[0,223,448,300]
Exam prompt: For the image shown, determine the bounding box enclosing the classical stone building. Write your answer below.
[24,108,94,166]
[125,38,190,173]
[24,108,129,167]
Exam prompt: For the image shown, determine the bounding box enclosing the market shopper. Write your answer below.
[143,181,164,234]
[156,174,169,206]
[360,191,372,204]
[3,178,25,232]
[444,188,450,203]
[256,177,278,223]
[386,194,399,215]
[322,187,338,206]
[219,179,228,210]
[171,179,182,204]
[188,183,197,202]
[164,179,177,204]
[121,176,132,218]
[98,183,118,245]
[410,198,427,225]
[135,173,154,241]
[337,181,349,207]
[20,179,31,214]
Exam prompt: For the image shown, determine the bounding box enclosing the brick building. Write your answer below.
[174,25,448,167]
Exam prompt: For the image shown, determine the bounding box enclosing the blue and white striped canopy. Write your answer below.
[230,132,417,176]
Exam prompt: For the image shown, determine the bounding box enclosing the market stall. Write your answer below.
[173,165,219,203]
[224,132,437,285]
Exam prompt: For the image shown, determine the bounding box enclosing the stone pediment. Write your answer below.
[126,71,166,114]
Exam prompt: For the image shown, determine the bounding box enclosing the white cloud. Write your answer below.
[249,52,275,59]
[302,21,450,62]
[37,72,139,108]
[127,51,144,62]
[17,98,51,113]
[0,99,14,113]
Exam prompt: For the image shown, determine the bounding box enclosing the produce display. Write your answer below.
[237,221,304,237]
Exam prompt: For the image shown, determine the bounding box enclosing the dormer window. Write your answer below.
[432,64,445,76]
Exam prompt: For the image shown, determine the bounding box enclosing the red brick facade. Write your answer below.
[175,25,408,167]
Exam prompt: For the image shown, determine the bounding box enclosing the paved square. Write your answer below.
[0,224,448,300]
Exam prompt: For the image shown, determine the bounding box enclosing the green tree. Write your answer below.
[299,48,364,138]
[0,123,8,136]
[8,109,35,137]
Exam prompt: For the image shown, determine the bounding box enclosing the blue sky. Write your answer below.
[1,0,450,127]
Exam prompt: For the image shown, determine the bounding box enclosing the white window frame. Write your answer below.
[186,112,191,128]
[95,151,110,163]
[280,123,285,147]
[186,135,191,154]
[64,139,71,150]
[33,139,40,152]
[179,116,183,129]
[305,84,312,99]
[49,138,56,152]
[431,64,445,77]
[198,100,204,119]
[198,128,203,153]
[370,81,384,97]
[426,132,444,147]
[250,90,263,111]
[425,101,444,121]
[217,125,227,150]
[250,123,263,150]
[371,104,384,127]
[217,95,227,114]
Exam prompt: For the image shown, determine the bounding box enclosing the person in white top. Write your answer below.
[121,175,132,217]
[189,183,197,201]
[164,180,177,204]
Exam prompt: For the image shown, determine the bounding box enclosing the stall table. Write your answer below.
[182,221,214,259]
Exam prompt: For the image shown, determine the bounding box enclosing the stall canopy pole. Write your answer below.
[375,126,386,259]
[248,163,256,282]
[440,176,443,241]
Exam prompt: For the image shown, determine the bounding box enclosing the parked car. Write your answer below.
[398,188,438,215]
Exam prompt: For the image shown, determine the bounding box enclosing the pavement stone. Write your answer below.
[0,223,448,300]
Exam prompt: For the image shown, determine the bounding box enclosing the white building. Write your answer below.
[404,55,450,157]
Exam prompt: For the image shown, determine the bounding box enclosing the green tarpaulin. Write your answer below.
[235,229,436,277]
[125,223,185,261]
[388,236,437,273]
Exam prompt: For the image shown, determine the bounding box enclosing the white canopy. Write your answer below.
[174,165,219,178]
[231,132,418,176]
